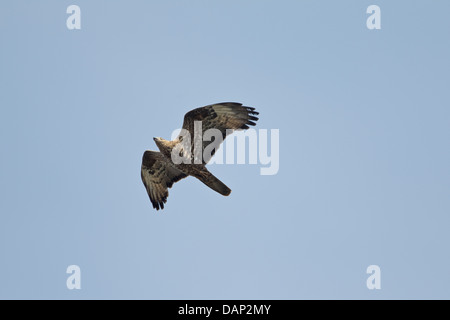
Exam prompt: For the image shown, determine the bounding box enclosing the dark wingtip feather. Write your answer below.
[151,200,164,210]
[245,107,259,115]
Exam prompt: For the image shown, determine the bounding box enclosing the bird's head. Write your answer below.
[153,137,171,151]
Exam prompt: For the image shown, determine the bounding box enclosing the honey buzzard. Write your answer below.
[141,102,259,210]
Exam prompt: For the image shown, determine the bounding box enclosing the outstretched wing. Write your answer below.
[141,151,187,210]
[178,102,259,163]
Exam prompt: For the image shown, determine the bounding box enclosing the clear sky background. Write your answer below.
[1,1,449,299]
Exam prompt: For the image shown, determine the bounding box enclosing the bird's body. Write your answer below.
[141,102,259,210]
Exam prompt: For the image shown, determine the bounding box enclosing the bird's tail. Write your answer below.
[195,169,231,196]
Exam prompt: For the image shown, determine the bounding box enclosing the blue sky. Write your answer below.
[0,1,449,299]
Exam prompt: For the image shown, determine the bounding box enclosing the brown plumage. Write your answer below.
[141,102,259,210]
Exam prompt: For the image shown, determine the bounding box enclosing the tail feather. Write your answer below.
[196,170,231,196]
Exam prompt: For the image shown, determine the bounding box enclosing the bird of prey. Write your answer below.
[141,102,259,210]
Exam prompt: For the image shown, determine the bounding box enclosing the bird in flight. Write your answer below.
[141,102,259,210]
